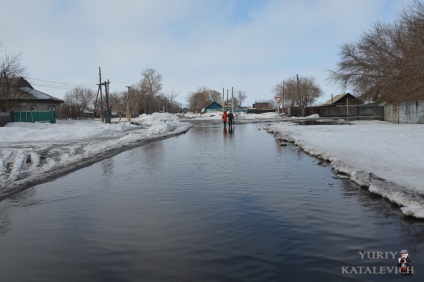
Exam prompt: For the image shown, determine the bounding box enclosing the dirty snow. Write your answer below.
[0,113,190,198]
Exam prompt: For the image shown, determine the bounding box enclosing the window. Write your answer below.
[30,105,38,111]
[48,106,56,112]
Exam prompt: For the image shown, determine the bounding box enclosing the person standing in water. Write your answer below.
[228,111,234,128]
[222,111,228,127]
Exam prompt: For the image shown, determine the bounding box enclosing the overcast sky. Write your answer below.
[1,0,415,107]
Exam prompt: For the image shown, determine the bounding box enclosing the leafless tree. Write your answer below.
[139,68,163,114]
[329,0,424,103]
[236,90,247,107]
[108,91,127,116]
[64,87,96,117]
[0,44,26,111]
[274,75,323,107]
[165,89,180,113]
[187,86,220,113]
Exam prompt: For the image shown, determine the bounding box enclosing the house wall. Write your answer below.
[14,101,62,116]
[385,100,424,124]
[252,103,271,110]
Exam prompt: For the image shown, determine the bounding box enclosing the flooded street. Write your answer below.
[0,122,423,282]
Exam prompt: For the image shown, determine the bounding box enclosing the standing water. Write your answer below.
[0,122,422,282]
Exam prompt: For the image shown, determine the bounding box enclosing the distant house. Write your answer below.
[2,77,64,114]
[252,102,272,110]
[247,102,275,114]
[322,93,364,106]
[203,101,223,113]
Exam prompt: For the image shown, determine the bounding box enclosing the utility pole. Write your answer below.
[282,81,285,114]
[104,79,111,123]
[226,89,229,112]
[98,67,104,122]
[126,86,132,121]
[143,90,147,114]
[296,74,302,108]
[231,87,234,112]
[347,97,349,117]
[222,88,224,112]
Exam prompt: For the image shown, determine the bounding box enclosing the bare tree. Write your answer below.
[108,91,127,116]
[329,0,424,103]
[274,75,323,107]
[140,68,163,113]
[236,90,247,107]
[0,44,26,111]
[64,87,96,117]
[187,86,218,113]
[165,89,180,113]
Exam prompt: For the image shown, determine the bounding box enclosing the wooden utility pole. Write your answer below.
[104,79,111,123]
[98,67,104,122]
[282,81,285,112]
[296,74,302,108]
[231,87,234,112]
[126,86,132,121]
[96,67,112,123]
[226,89,229,111]
[222,88,224,111]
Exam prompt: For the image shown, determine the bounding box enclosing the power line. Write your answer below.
[29,77,96,86]
[30,82,97,90]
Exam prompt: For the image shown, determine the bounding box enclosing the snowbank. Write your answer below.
[265,121,424,218]
[0,113,190,198]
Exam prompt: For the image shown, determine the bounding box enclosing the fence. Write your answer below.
[287,105,383,118]
[384,101,424,124]
[0,112,11,127]
[11,111,56,124]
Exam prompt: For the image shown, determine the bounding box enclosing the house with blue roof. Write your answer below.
[204,101,223,113]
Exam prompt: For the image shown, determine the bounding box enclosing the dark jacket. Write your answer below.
[398,256,415,274]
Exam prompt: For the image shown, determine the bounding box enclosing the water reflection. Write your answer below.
[0,203,11,235]
[100,158,114,190]
[0,123,423,282]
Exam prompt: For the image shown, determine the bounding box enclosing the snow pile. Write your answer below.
[134,112,182,125]
[0,113,190,197]
[1,121,138,142]
[236,112,280,119]
[265,121,424,218]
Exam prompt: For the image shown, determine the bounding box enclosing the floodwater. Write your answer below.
[0,122,423,282]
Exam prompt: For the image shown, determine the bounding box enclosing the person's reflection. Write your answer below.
[223,127,227,137]
[229,126,233,135]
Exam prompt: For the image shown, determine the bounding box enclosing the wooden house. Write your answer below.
[322,93,364,106]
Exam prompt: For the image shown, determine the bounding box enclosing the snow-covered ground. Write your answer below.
[265,121,424,218]
[1,111,423,219]
[0,113,191,199]
[0,111,282,199]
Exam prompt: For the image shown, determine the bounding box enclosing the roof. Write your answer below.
[19,87,63,102]
[9,77,64,103]
[322,93,363,105]
[205,101,222,109]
